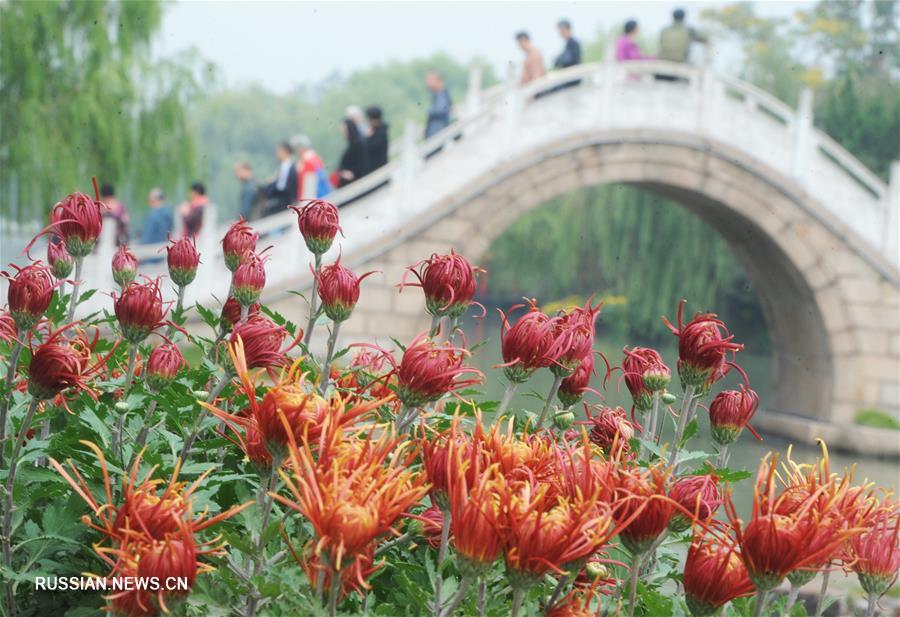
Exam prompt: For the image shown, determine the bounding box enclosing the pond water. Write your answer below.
[459,316,900,519]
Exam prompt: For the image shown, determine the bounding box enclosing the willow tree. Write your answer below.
[0,1,210,223]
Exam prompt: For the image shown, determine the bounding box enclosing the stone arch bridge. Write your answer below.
[84,60,900,449]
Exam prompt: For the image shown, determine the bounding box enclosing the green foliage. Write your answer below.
[0,0,212,224]
[701,1,900,179]
[855,408,900,431]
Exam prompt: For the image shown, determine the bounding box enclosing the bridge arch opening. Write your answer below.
[447,137,835,420]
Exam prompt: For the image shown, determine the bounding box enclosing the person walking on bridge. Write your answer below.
[657,8,707,81]
[264,142,298,214]
[141,188,172,245]
[515,31,546,85]
[616,20,653,62]
[424,71,452,139]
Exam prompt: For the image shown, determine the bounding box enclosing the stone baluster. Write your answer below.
[500,62,520,157]
[698,68,718,135]
[598,39,616,126]
[194,202,219,303]
[791,87,814,185]
[886,161,900,266]
[464,65,482,119]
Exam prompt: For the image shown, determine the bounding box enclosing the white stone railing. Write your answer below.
[67,58,897,316]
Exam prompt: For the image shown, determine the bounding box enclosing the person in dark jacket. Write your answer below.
[424,71,452,139]
[554,19,582,69]
[334,118,368,188]
[365,106,389,174]
[264,142,298,213]
[100,183,130,246]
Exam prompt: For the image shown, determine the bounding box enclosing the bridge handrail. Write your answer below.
[126,60,892,264]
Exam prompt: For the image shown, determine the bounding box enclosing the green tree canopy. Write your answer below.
[0,0,212,224]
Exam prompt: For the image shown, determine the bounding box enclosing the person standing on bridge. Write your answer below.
[100,183,130,247]
[553,19,582,91]
[334,118,368,189]
[364,106,389,174]
[290,135,332,200]
[264,141,298,214]
[424,71,452,139]
[234,162,257,220]
[516,31,546,85]
[554,19,581,70]
[179,182,208,238]
[616,20,653,62]
[141,188,173,245]
[658,9,707,68]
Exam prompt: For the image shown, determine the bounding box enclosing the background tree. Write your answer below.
[0,0,211,224]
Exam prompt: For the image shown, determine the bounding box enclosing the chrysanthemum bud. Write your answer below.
[146,343,186,391]
[229,315,288,369]
[219,296,260,331]
[396,335,482,407]
[708,386,760,446]
[558,353,594,408]
[549,301,599,377]
[669,474,722,532]
[111,245,138,287]
[47,239,74,279]
[553,408,576,430]
[292,199,341,255]
[113,279,167,344]
[221,218,258,272]
[664,300,743,395]
[166,236,200,288]
[851,509,900,597]
[622,347,670,411]
[683,536,754,616]
[418,506,445,550]
[661,391,677,405]
[4,262,55,332]
[28,328,96,400]
[401,251,482,318]
[51,191,104,257]
[498,301,555,383]
[314,258,374,322]
[585,561,609,580]
[231,252,266,306]
[586,405,634,455]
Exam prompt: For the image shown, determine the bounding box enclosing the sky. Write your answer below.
[155,1,814,94]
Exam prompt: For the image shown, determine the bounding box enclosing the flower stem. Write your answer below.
[327,563,340,617]
[497,382,518,417]
[113,344,139,462]
[536,373,564,430]
[374,532,412,558]
[64,257,84,325]
[302,253,322,348]
[785,582,800,613]
[477,578,486,617]
[430,314,442,338]
[716,444,729,469]
[129,399,159,470]
[627,551,643,617]
[180,372,232,461]
[510,589,525,617]
[166,285,186,339]
[546,572,571,613]
[668,385,696,469]
[813,570,830,617]
[0,339,24,468]
[395,404,420,434]
[245,463,279,617]
[865,591,877,617]
[439,575,473,617]
[753,589,769,617]
[318,321,342,395]
[2,398,41,617]
[433,508,451,617]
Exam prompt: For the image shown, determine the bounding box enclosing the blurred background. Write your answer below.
[1,1,898,480]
